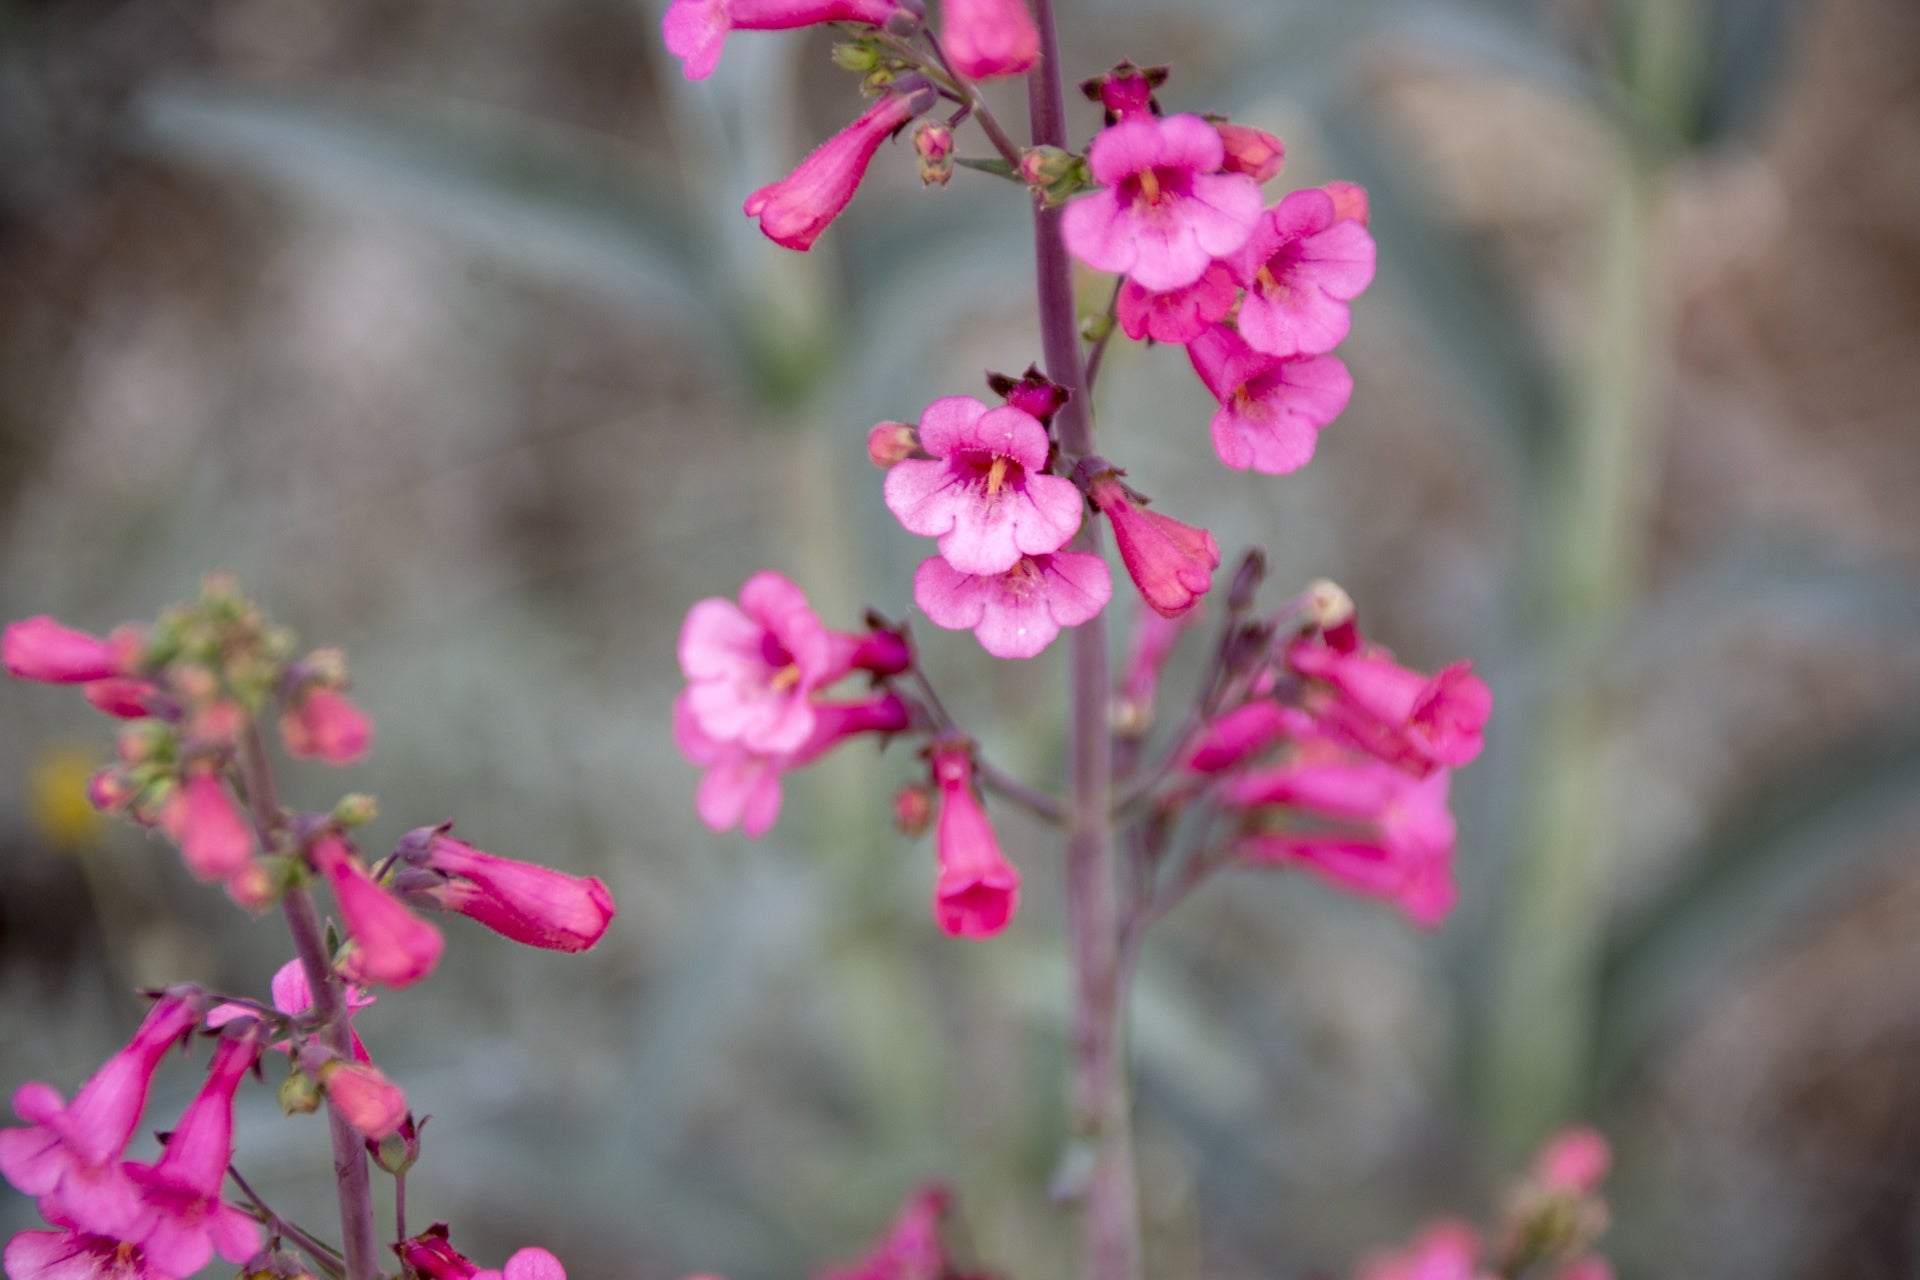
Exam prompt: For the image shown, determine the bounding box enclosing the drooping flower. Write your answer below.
[661,0,904,80]
[0,993,201,1239]
[1286,631,1491,775]
[1114,262,1237,344]
[122,1033,264,1279]
[158,771,254,884]
[1186,323,1352,474]
[744,93,921,252]
[1354,1220,1483,1280]
[882,396,1083,575]
[81,680,162,720]
[816,1183,956,1280]
[914,551,1112,660]
[317,1061,407,1140]
[679,572,843,755]
[937,0,1038,81]
[3,618,132,685]
[4,1224,166,1280]
[309,835,444,989]
[1229,187,1377,359]
[1214,121,1285,182]
[927,746,1018,939]
[1181,700,1300,775]
[1060,114,1264,291]
[279,687,373,766]
[401,828,616,953]
[1083,469,1220,619]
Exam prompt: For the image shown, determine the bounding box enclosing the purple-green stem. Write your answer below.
[239,724,384,1280]
[1026,3,1142,1277]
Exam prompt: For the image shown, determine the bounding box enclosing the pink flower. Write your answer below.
[207,958,377,1063]
[405,829,616,953]
[914,551,1111,660]
[3,618,131,685]
[475,1247,567,1280]
[1182,700,1299,774]
[744,93,920,251]
[1186,323,1352,474]
[1534,1126,1611,1196]
[122,1035,263,1278]
[1085,471,1219,618]
[674,691,910,837]
[1324,179,1370,225]
[1060,114,1264,291]
[867,421,922,467]
[81,680,161,720]
[1081,62,1160,124]
[928,746,1018,939]
[1558,1259,1613,1280]
[938,0,1038,80]
[310,835,444,989]
[661,0,903,80]
[158,772,254,884]
[816,1183,952,1280]
[318,1060,407,1140]
[279,687,373,766]
[1214,122,1285,183]
[4,1226,166,1280]
[1287,634,1491,775]
[0,994,200,1239]
[1116,606,1194,735]
[883,396,1083,575]
[1354,1220,1482,1280]
[679,572,843,754]
[1114,262,1237,344]
[399,1228,479,1280]
[1229,187,1376,358]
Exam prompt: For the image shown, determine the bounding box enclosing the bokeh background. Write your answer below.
[3,0,1919,1276]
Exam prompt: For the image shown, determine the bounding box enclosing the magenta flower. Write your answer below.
[1533,1126,1611,1196]
[0,994,200,1239]
[928,746,1019,939]
[661,0,903,80]
[1186,323,1352,474]
[1214,122,1286,183]
[1354,1220,1482,1280]
[883,396,1083,575]
[405,829,616,953]
[475,1246,568,1280]
[1181,700,1298,775]
[81,679,161,720]
[3,1226,166,1280]
[1060,114,1264,291]
[122,1034,263,1278]
[157,772,254,884]
[399,1227,481,1280]
[679,571,844,754]
[317,1060,407,1140]
[206,958,376,1062]
[938,0,1038,80]
[3,617,132,685]
[1287,633,1491,775]
[280,686,373,766]
[1229,187,1376,358]
[914,551,1111,660]
[1115,262,1237,344]
[1085,471,1219,619]
[744,93,920,252]
[310,835,445,989]
[816,1183,953,1280]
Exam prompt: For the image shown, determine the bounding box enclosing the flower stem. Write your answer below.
[1026,4,1141,1277]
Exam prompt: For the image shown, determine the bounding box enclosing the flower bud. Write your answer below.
[319,1060,407,1140]
[866,420,921,467]
[372,1114,423,1176]
[3,616,129,684]
[893,783,934,837]
[833,40,880,71]
[333,793,379,828]
[1018,146,1088,204]
[281,687,373,766]
[1228,549,1266,613]
[1078,60,1165,123]
[1213,121,1285,182]
[912,121,954,186]
[278,1071,322,1117]
[985,365,1070,425]
[160,770,257,882]
[938,0,1039,81]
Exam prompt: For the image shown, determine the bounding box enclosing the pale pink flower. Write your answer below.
[279,687,373,765]
[883,396,1083,575]
[938,0,1038,80]
[1114,262,1237,344]
[3,618,131,685]
[1061,114,1264,291]
[1085,471,1219,619]
[816,1183,952,1280]
[1355,1220,1482,1280]
[122,1035,263,1278]
[404,829,616,953]
[867,421,921,468]
[310,835,444,989]
[475,1247,568,1280]
[745,93,920,251]
[1324,179,1370,225]
[679,571,842,754]
[318,1060,407,1140]
[1186,323,1352,474]
[4,1225,166,1280]
[158,772,254,884]
[928,748,1018,939]
[1230,187,1377,358]
[662,0,903,79]
[1214,122,1286,182]
[1534,1126,1611,1196]
[914,551,1111,660]
[1287,633,1491,775]
[0,994,200,1239]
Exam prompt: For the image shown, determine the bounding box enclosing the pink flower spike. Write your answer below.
[311,835,444,989]
[3,618,129,685]
[928,746,1018,939]
[1115,262,1237,344]
[1534,1126,1611,1196]
[1061,114,1264,291]
[1085,471,1220,619]
[0,994,200,1238]
[410,831,616,953]
[938,0,1038,80]
[1186,323,1352,474]
[123,1034,263,1278]
[745,93,921,251]
[158,772,254,884]
[1214,122,1286,183]
[319,1061,407,1140]
[679,571,843,754]
[81,680,161,720]
[914,551,1111,660]
[280,687,373,766]
[661,0,903,80]
[5,1228,166,1280]
[1230,187,1377,358]
[883,396,1083,575]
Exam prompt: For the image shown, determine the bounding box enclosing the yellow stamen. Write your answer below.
[1255,265,1278,293]
[769,663,801,692]
[1138,168,1161,204]
[986,455,1009,496]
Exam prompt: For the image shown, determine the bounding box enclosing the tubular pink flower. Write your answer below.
[661,0,904,80]
[1086,473,1220,619]
[81,680,161,720]
[928,746,1018,939]
[1114,262,1237,344]
[827,627,913,679]
[4,1227,165,1280]
[1229,187,1377,358]
[310,835,444,989]
[744,94,920,252]
[3,618,129,685]
[1354,1220,1482,1280]
[938,0,1039,80]
[1534,1126,1611,1196]
[399,1228,480,1280]
[206,958,376,1061]
[867,421,921,468]
[1287,633,1491,775]
[408,831,616,953]
[279,687,373,766]
[318,1061,407,1140]
[883,396,1083,575]
[1214,122,1286,183]
[679,571,846,755]
[817,1183,953,1280]
[157,772,254,884]
[0,994,200,1239]
[1182,701,1300,775]
[123,1035,263,1278]
[914,551,1111,660]
[1186,323,1352,474]
[1060,114,1264,291]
